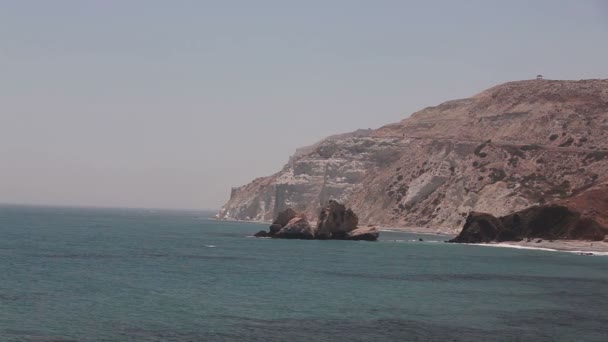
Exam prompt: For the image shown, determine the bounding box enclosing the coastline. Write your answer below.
[216,217,608,255]
[473,239,608,256]
[379,225,608,255]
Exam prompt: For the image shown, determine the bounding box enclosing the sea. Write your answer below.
[1,205,607,342]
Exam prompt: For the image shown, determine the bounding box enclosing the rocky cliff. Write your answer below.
[219,79,608,233]
[449,182,608,243]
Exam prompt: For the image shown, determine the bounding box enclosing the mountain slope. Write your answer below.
[218,79,608,233]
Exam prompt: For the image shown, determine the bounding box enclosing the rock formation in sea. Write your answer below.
[449,182,608,243]
[254,200,380,241]
[219,79,608,234]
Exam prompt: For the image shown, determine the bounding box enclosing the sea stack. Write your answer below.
[253,200,379,241]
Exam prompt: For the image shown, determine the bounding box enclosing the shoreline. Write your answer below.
[379,226,608,255]
[378,226,608,255]
[217,217,608,255]
[476,239,608,255]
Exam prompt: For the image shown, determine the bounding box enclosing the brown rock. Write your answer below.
[450,184,608,243]
[272,208,298,227]
[447,212,503,243]
[316,200,359,238]
[557,182,608,230]
[253,203,379,241]
[345,227,380,241]
[253,208,308,238]
[274,216,315,239]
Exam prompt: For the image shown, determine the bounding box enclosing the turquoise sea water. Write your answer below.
[1,205,607,342]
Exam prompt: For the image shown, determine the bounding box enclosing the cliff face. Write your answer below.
[219,79,608,233]
[449,183,608,243]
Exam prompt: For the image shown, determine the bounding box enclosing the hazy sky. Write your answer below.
[1,1,608,210]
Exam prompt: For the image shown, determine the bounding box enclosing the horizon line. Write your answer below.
[0,202,219,213]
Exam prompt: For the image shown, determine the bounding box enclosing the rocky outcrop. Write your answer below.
[220,79,608,234]
[448,212,505,243]
[449,183,608,243]
[253,201,379,241]
[316,200,359,239]
[274,215,315,239]
[272,208,298,227]
[343,226,380,241]
[254,230,269,238]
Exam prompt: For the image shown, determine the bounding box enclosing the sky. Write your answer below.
[1,0,608,210]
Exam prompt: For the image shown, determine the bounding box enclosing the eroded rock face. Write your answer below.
[269,224,283,235]
[274,216,315,239]
[448,212,503,243]
[254,202,379,241]
[272,208,298,227]
[344,227,380,241]
[220,79,608,233]
[257,208,314,239]
[316,200,359,238]
[450,184,608,243]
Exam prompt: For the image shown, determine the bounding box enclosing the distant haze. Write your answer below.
[1,1,608,210]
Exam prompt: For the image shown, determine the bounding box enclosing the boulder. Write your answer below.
[316,200,359,238]
[345,227,379,241]
[265,208,303,237]
[254,230,269,238]
[274,216,315,239]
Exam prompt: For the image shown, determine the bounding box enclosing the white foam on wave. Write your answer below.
[205,245,216,248]
[569,250,608,256]
[475,243,559,252]
[470,243,608,256]
[381,239,445,244]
